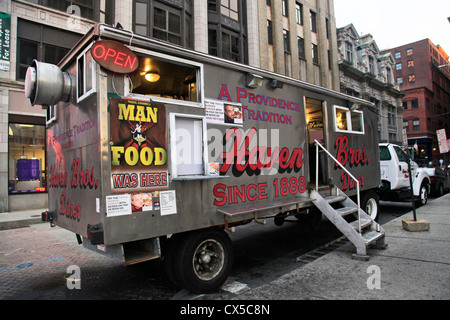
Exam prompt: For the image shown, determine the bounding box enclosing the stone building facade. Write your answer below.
[337,23,404,143]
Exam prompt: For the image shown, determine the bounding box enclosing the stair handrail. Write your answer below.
[315,140,361,234]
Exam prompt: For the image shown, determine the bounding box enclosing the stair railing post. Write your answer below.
[356,181,361,234]
[316,142,319,193]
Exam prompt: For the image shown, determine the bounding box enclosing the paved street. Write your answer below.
[0,223,178,299]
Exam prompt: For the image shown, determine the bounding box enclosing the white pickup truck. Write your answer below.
[378,143,430,206]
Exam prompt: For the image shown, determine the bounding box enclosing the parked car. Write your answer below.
[422,167,450,196]
[444,164,450,173]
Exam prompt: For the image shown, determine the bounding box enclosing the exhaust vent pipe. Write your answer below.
[24,60,72,107]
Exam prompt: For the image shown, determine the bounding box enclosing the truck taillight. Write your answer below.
[87,224,104,245]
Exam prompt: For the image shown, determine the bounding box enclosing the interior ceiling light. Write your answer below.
[144,71,160,82]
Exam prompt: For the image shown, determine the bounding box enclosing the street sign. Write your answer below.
[437,129,449,153]
[0,12,11,71]
[402,128,408,146]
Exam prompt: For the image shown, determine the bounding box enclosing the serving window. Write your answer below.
[169,114,208,178]
[334,105,364,134]
[126,49,203,108]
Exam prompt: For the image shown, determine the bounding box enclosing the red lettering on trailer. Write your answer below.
[334,136,369,167]
[60,192,81,222]
[213,183,268,206]
[71,158,99,189]
[220,128,304,176]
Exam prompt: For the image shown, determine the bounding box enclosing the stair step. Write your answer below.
[324,195,346,204]
[349,217,373,230]
[362,230,384,245]
[336,206,358,217]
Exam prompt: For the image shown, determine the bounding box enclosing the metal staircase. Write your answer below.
[313,140,387,260]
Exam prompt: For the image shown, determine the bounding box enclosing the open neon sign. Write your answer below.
[91,40,139,74]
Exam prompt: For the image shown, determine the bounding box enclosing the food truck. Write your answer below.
[25,24,386,293]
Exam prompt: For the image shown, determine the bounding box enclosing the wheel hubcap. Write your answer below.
[192,239,225,281]
[365,198,378,220]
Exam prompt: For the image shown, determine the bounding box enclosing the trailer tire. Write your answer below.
[163,233,188,288]
[416,182,429,207]
[361,190,379,221]
[173,228,233,293]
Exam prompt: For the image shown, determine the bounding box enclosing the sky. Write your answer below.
[334,0,450,55]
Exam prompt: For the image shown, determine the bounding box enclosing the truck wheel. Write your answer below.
[437,184,444,197]
[173,228,233,293]
[361,191,379,221]
[417,182,428,206]
[163,233,187,288]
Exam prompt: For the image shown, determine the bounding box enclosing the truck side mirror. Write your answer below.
[24,60,72,107]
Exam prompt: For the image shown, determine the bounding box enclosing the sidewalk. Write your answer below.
[229,193,450,300]
[0,209,46,230]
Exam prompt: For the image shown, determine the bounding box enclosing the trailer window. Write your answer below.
[127,51,202,107]
[333,105,364,134]
[46,105,57,127]
[77,45,96,102]
[170,114,206,177]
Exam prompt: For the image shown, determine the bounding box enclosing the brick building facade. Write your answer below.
[381,39,450,164]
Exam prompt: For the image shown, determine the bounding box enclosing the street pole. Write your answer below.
[406,149,417,221]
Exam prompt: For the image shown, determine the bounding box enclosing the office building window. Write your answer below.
[208,0,247,63]
[8,117,46,194]
[282,0,288,16]
[133,0,193,49]
[411,99,419,109]
[407,60,414,68]
[221,0,239,20]
[345,42,353,64]
[403,121,409,132]
[222,32,240,61]
[412,119,420,131]
[369,56,375,74]
[298,37,305,59]
[386,67,392,84]
[396,63,402,70]
[388,106,396,126]
[395,51,401,59]
[312,43,319,64]
[23,0,114,23]
[408,74,416,83]
[296,2,303,25]
[16,19,82,80]
[310,10,317,33]
[407,48,413,56]
[283,29,290,52]
[267,20,273,45]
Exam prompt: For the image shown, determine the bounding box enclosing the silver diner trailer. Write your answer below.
[25,24,386,293]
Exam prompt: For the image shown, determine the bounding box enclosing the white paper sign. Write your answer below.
[437,129,449,153]
[106,194,132,217]
[205,99,243,125]
[160,190,177,216]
